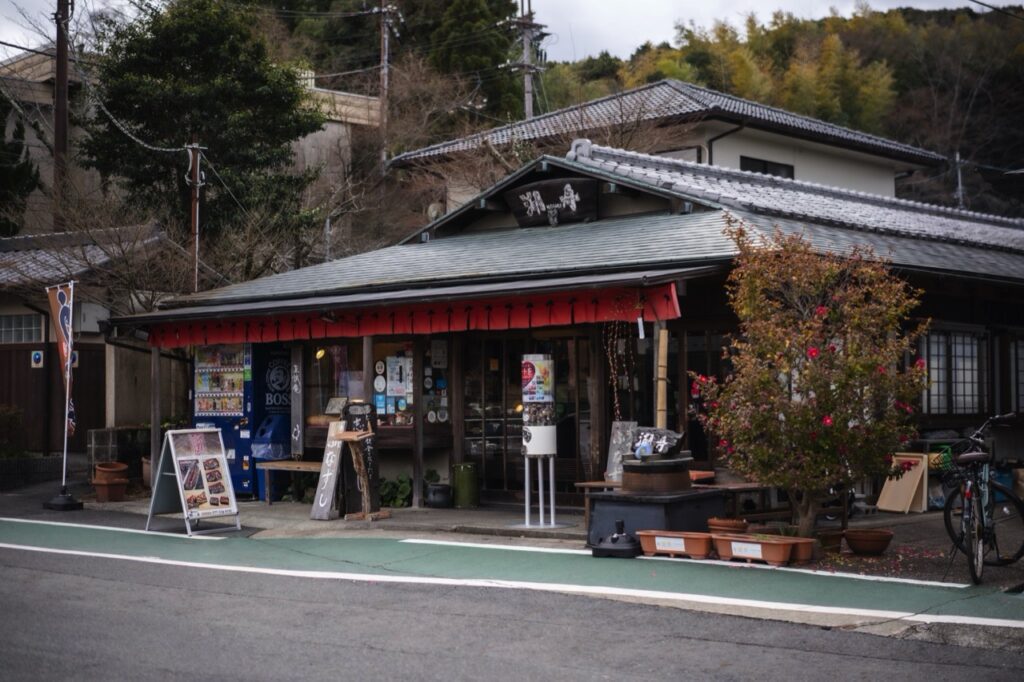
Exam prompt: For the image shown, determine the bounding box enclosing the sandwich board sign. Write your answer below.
[146,428,241,536]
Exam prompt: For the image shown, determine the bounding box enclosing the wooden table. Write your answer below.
[255,460,322,505]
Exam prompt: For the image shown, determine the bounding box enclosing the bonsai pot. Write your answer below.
[844,528,894,555]
[636,530,713,559]
[93,478,128,503]
[707,517,749,534]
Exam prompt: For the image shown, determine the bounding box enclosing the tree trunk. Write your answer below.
[791,488,820,538]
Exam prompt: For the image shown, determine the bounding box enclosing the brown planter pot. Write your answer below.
[844,528,894,556]
[93,478,128,503]
[636,531,713,559]
[94,461,129,484]
[788,537,817,564]
[707,517,749,533]
[712,533,793,566]
[141,457,152,489]
[815,529,844,554]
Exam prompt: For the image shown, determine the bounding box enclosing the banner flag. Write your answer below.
[46,282,75,436]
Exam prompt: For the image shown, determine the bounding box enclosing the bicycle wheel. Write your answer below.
[986,481,1024,566]
[944,480,1024,567]
[967,491,984,584]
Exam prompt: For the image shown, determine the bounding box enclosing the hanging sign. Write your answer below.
[504,178,598,227]
[146,428,241,536]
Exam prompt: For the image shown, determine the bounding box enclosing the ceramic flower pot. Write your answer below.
[844,528,894,555]
[636,530,713,559]
[788,537,817,564]
[93,478,128,503]
[815,529,844,554]
[94,461,128,484]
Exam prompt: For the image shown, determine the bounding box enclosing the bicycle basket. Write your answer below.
[929,444,963,486]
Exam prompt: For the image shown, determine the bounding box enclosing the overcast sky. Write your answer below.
[0,0,1013,63]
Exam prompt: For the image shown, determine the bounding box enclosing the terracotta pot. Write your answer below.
[141,457,151,489]
[788,537,817,564]
[93,478,128,503]
[706,517,749,533]
[94,461,128,484]
[636,530,713,559]
[712,533,793,566]
[815,529,844,554]
[844,528,894,556]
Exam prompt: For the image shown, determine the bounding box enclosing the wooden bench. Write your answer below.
[255,460,321,506]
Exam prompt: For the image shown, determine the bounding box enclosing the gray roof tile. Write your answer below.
[391,80,944,166]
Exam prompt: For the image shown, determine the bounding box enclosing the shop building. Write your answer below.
[112,141,1024,506]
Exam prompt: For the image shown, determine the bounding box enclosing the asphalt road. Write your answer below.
[2,547,1023,681]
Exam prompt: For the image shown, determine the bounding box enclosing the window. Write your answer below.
[0,314,42,343]
[740,156,795,179]
[920,331,988,415]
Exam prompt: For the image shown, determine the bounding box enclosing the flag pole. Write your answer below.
[44,280,82,511]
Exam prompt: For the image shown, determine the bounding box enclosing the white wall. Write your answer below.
[710,128,898,197]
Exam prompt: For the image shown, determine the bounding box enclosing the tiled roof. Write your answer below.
[0,225,162,287]
[565,142,1024,254]
[391,80,944,167]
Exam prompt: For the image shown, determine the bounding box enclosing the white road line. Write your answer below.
[402,538,969,589]
[0,517,225,540]
[3,541,1016,630]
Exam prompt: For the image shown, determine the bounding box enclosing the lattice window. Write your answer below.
[921,331,987,415]
[0,314,43,343]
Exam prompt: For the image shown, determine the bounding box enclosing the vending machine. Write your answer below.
[192,343,292,499]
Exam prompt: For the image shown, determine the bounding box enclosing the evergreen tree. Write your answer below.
[0,100,40,237]
[82,0,324,235]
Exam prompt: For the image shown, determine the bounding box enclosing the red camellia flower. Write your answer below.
[719,439,730,448]
[877,365,887,374]
[815,305,829,317]
[807,347,820,359]
[828,344,837,353]
[821,415,833,427]
[914,357,926,370]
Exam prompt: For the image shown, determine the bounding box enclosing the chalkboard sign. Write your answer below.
[504,178,598,227]
[604,421,637,481]
[631,427,684,459]
[310,421,345,520]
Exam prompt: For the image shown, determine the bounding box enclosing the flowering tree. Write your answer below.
[693,225,928,536]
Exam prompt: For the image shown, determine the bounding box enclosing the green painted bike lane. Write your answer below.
[1,519,1021,625]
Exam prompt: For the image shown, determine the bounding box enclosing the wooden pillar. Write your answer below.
[150,346,162,488]
[412,337,425,508]
[450,334,465,465]
[655,323,669,429]
[290,345,304,458]
[362,336,374,402]
[588,326,607,479]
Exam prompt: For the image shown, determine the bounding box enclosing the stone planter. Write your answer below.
[844,528,894,556]
[712,533,794,566]
[636,530,713,559]
[93,478,128,503]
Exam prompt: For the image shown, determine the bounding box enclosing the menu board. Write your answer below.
[147,428,241,536]
[168,430,238,520]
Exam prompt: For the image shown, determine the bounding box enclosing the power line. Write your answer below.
[967,0,1024,22]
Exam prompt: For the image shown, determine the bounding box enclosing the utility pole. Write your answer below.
[185,138,205,292]
[53,0,71,231]
[954,150,965,210]
[379,1,390,168]
[511,1,546,119]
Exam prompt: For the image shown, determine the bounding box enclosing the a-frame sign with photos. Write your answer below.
[146,428,241,536]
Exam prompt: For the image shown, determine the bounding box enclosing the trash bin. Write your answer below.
[452,462,478,508]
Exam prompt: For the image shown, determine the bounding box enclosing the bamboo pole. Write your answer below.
[655,325,669,429]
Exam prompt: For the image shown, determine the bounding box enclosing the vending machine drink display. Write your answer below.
[192,343,292,499]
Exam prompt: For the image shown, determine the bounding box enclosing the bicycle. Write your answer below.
[940,413,1024,584]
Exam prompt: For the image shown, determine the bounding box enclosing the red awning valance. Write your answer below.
[148,283,680,348]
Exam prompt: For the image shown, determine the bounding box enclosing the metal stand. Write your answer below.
[514,454,569,529]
